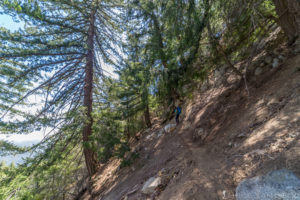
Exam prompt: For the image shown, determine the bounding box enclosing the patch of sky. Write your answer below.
[0,13,24,31]
[1,152,32,165]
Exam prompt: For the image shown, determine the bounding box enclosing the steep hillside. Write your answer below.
[80,44,300,200]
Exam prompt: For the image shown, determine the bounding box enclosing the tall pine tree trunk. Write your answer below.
[83,10,97,176]
[144,104,151,128]
[142,84,151,128]
[273,0,300,44]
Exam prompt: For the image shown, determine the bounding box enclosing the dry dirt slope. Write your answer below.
[81,52,300,200]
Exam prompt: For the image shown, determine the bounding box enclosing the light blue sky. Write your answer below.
[0,14,24,31]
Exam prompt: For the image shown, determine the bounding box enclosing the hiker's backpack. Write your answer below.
[177,106,181,114]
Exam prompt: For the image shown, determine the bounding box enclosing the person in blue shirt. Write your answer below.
[174,105,181,125]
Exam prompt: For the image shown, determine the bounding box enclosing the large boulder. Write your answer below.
[236,169,300,200]
[164,123,176,133]
[264,56,273,64]
[141,177,161,194]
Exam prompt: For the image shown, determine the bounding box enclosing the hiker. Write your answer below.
[174,105,181,125]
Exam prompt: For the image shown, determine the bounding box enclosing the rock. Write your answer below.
[214,70,222,86]
[200,81,209,92]
[248,149,265,156]
[237,132,247,138]
[255,67,263,76]
[223,190,227,199]
[257,40,266,50]
[146,133,155,141]
[272,58,279,68]
[216,79,223,87]
[215,69,222,78]
[264,56,273,64]
[193,128,204,140]
[288,133,297,138]
[278,55,286,61]
[141,177,162,194]
[215,68,227,86]
[164,124,176,133]
[259,62,265,67]
[236,169,300,200]
[219,65,228,75]
[294,48,300,54]
[193,128,208,142]
[157,129,164,138]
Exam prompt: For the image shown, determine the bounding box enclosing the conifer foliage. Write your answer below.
[125,0,210,105]
[0,0,122,176]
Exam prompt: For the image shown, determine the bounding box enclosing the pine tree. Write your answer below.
[119,32,153,129]
[0,0,122,176]
[126,0,210,107]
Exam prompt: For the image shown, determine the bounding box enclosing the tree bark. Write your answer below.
[273,0,300,44]
[144,104,152,128]
[141,83,152,128]
[83,9,97,176]
[126,102,130,141]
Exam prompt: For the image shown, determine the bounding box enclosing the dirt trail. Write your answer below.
[82,52,300,200]
[158,52,300,200]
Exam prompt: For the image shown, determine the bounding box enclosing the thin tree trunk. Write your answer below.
[273,0,300,44]
[126,103,130,141]
[83,10,97,176]
[141,84,152,128]
[144,104,151,128]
